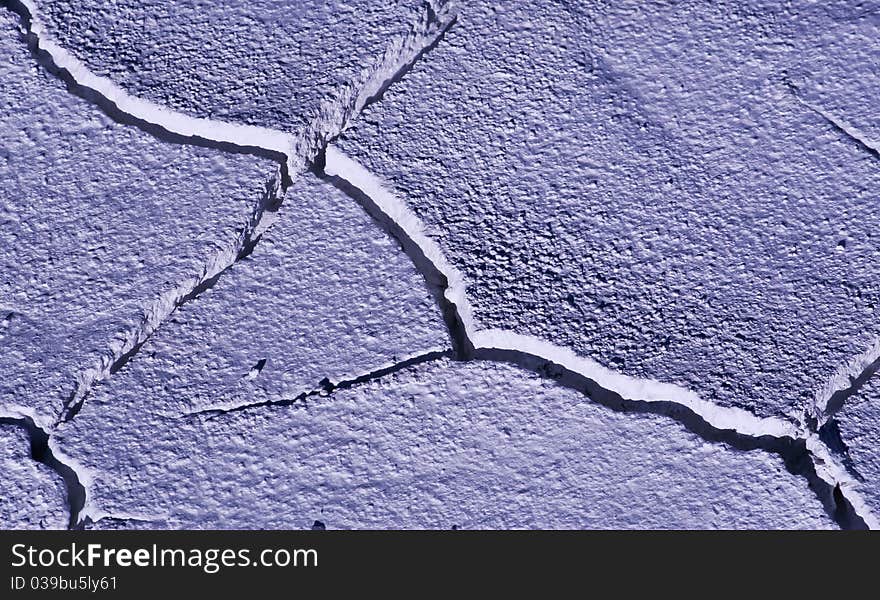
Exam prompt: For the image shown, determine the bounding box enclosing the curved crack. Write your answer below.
[309,145,880,530]
[3,0,458,177]
[798,339,880,484]
[3,0,294,174]
[4,0,874,530]
[319,147,474,358]
[805,339,880,431]
[0,414,88,530]
[1,0,459,530]
[1,0,459,426]
[472,344,870,530]
[57,170,285,425]
[787,80,880,160]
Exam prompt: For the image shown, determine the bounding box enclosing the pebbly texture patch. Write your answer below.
[337,0,880,422]
[2,0,878,530]
[833,374,880,518]
[55,170,448,420]
[37,0,446,132]
[0,424,67,529]
[0,10,274,423]
[58,358,833,529]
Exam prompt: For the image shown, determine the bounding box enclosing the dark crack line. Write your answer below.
[6,0,868,530]
[186,350,452,419]
[187,341,869,530]
[473,347,868,530]
[4,0,459,426]
[357,8,456,117]
[818,419,864,483]
[293,0,457,168]
[1,0,459,529]
[57,171,284,425]
[802,341,880,485]
[812,352,880,427]
[807,105,880,160]
[0,416,87,530]
[312,147,877,530]
[2,0,294,182]
[2,0,466,528]
[316,164,474,359]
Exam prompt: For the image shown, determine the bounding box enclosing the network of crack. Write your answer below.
[1,0,877,530]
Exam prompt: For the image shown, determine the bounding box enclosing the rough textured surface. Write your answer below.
[337,0,880,421]
[58,359,833,529]
[64,170,447,417]
[39,0,433,131]
[0,11,273,421]
[2,0,878,530]
[0,425,67,529]
[835,376,880,518]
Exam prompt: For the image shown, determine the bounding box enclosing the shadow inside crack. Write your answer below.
[192,349,453,419]
[474,347,870,530]
[0,416,86,529]
[4,0,292,184]
[57,169,285,426]
[314,162,475,360]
